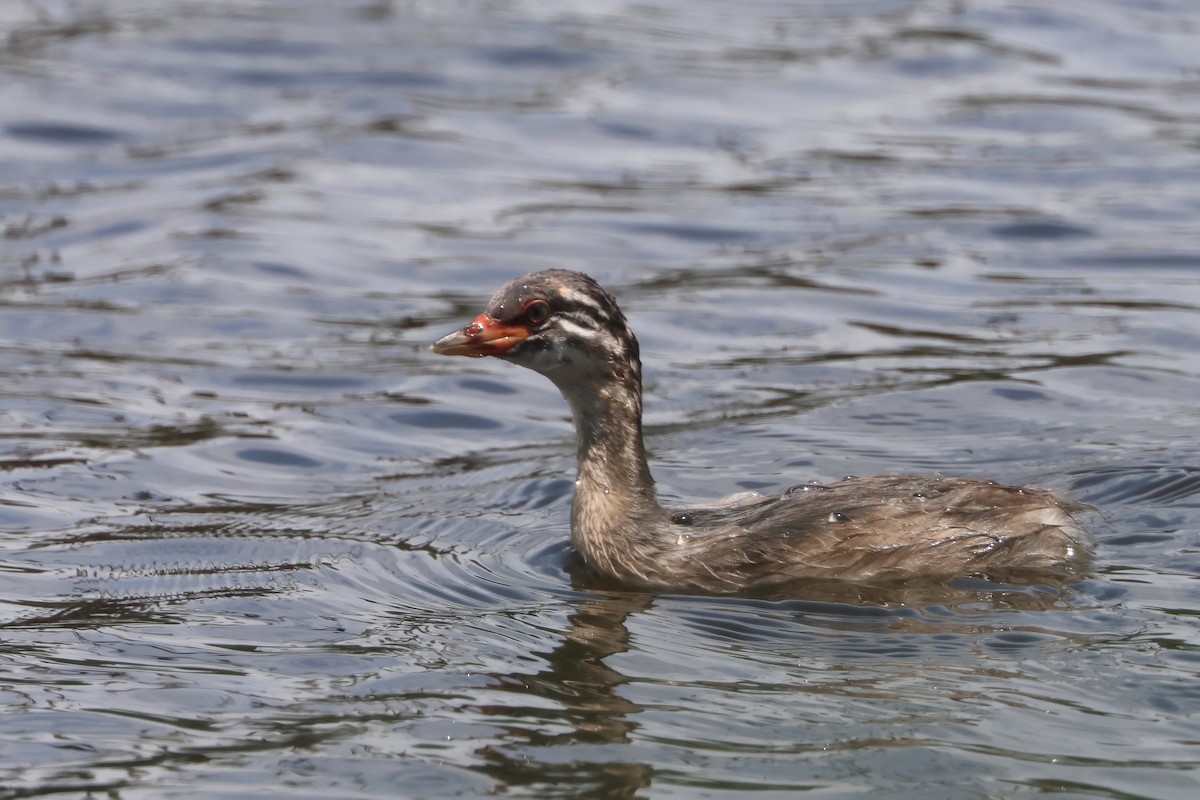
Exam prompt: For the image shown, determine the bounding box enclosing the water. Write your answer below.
[2,0,1199,797]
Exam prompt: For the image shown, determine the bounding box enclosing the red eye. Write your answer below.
[522,299,551,326]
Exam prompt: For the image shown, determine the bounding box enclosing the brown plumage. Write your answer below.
[432,269,1090,593]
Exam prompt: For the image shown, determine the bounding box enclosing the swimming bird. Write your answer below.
[432,269,1089,593]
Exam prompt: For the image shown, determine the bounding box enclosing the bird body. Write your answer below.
[432,270,1088,593]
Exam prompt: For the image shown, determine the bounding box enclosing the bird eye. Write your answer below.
[522,300,551,326]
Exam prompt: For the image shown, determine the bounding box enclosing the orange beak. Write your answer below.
[431,314,530,358]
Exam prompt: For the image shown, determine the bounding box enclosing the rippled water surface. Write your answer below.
[2,1,1200,797]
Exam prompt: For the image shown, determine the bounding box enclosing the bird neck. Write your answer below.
[559,368,665,572]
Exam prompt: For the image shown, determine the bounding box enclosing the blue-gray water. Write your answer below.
[2,1,1199,797]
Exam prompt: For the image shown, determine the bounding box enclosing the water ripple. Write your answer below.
[2,0,1200,797]
[1072,464,1200,507]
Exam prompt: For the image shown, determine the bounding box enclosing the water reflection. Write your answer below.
[466,564,1096,796]
[478,592,654,798]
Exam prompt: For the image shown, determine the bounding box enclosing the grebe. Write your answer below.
[432,270,1088,593]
